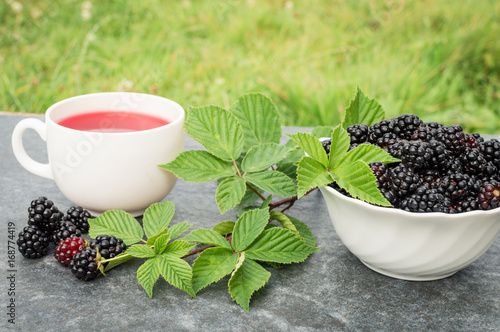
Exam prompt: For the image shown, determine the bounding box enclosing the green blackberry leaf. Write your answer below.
[154,234,171,255]
[102,253,133,272]
[183,229,232,250]
[167,222,193,240]
[192,247,238,293]
[287,132,328,167]
[332,160,391,206]
[342,87,385,128]
[241,143,292,173]
[228,254,271,312]
[137,257,160,298]
[157,253,196,298]
[146,228,169,246]
[245,170,296,198]
[232,208,270,252]
[126,245,156,258]
[284,214,316,247]
[328,124,350,169]
[311,126,334,139]
[164,240,195,257]
[296,156,334,198]
[159,150,235,182]
[244,228,320,263]
[230,93,282,151]
[340,144,400,165]
[213,221,235,236]
[269,211,300,237]
[142,201,175,239]
[216,176,246,214]
[185,105,244,162]
[88,210,144,245]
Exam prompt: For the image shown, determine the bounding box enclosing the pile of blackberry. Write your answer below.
[325,114,500,213]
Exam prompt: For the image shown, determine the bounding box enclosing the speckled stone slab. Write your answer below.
[1,114,499,331]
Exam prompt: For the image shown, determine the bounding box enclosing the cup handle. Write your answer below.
[11,118,54,180]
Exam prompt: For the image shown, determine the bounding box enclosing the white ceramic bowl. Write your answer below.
[319,185,500,281]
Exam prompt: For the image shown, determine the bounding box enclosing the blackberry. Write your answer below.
[346,124,369,145]
[400,186,449,213]
[435,125,466,155]
[368,119,393,143]
[480,139,500,168]
[460,147,487,176]
[427,140,452,170]
[373,133,398,152]
[447,196,479,214]
[432,173,480,201]
[398,141,433,169]
[70,248,101,281]
[478,181,500,210]
[321,139,331,155]
[55,236,87,267]
[63,206,92,233]
[370,162,390,189]
[411,122,443,141]
[388,164,422,198]
[391,114,423,140]
[89,235,127,260]
[52,220,82,244]
[17,225,50,259]
[464,133,482,149]
[28,197,64,234]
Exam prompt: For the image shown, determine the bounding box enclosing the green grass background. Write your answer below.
[1,0,499,133]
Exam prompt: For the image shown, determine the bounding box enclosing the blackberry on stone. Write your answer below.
[52,220,82,244]
[28,197,64,234]
[346,124,369,145]
[64,206,92,233]
[388,164,422,198]
[55,236,87,267]
[478,181,500,210]
[391,114,423,140]
[17,225,50,259]
[89,235,127,261]
[70,247,101,281]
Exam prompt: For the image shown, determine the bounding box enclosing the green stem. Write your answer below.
[233,159,243,178]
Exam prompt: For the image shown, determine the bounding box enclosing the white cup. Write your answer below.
[11,92,185,216]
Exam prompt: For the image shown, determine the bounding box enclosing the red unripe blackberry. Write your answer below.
[28,197,63,234]
[64,206,92,233]
[17,225,50,259]
[478,181,500,210]
[70,248,100,281]
[55,236,87,267]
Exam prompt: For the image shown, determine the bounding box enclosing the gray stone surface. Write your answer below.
[1,114,499,331]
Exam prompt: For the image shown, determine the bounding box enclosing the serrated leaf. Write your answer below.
[284,214,316,247]
[232,208,270,252]
[332,160,391,206]
[216,176,246,214]
[213,221,235,235]
[126,244,156,258]
[245,228,320,263]
[185,105,244,162]
[260,195,273,208]
[276,161,298,181]
[89,210,143,245]
[237,205,260,218]
[230,93,282,151]
[287,132,328,167]
[183,229,232,250]
[157,253,196,298]
[296,156,334,198]
[328,125,350,169]
[311,126,334,139]
[164,240,195,257]
[142,201,175,239]
[228,255,271,312]
[339,144,400,166]
[192,247,238,293]
[103,253,133,272]
[269,211,300,237]
[146,228,169,246]
[342,87,385,128]
[159,150,235,182]
[168,222,193,240]
[154,234,171,255]
[137,257,160,298]
[238,187,264,207]
[245,170,296,198]
[241,143,292,172]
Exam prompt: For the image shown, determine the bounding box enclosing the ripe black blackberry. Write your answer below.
[399,186,449,213]
[391,114,423,140]
[52,220,82,244]
[17,225,50,259]
[368,119,393,143]
[370,162,390,189]
[435,125,467,155]
[28,197,64,234]
[398,141,433,169]
[411,122,443,141]
[447,196,479,214]
[55,236,87,267]
[388,164,422,198]
[460,147,488,177]
[63,206,92,233]
[480,139,500,168]
[346,124,369,145]
[478,181,500,210]
[70,247,101,281]
[321,139,331,154]
[373,133,398,152]
[89,235,127,260]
